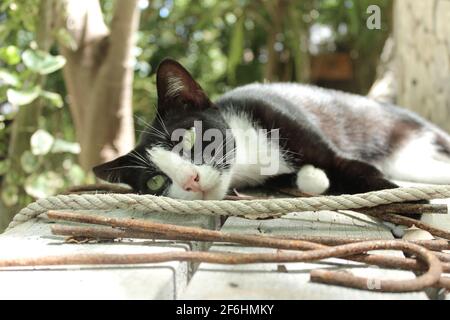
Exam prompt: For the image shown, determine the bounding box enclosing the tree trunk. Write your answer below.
[59,0,140,170]
[368,36,397,104]
[263,0,287,81]
[393,0,450,132]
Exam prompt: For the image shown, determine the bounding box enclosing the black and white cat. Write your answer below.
[93,58,450,200]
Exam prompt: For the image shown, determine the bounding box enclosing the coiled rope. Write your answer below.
[7,185,450,230]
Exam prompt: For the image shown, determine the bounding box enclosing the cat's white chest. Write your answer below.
[223,112,294,188]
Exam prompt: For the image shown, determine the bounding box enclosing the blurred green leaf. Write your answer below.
[348,1,360,36]
[0,160,9,175]
[321,0,339,9]
[286,5,305,81]
[51,139,80,154]
[24,171,64,198]
[7,86,41,106]
[30,129,54,155]
[20,150,39,174]
[227,13,245,84]
[67,164,86,185]
[0,70,20,87]
[41,90,64,108]
[0,0,13,11]
[22,49,66,75]
[1,185,19,207]
[0,46,21,65]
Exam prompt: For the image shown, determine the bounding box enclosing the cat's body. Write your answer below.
[94,59,450,200]
[218,83,450,193]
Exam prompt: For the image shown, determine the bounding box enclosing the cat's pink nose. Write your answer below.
[183,173,201,192]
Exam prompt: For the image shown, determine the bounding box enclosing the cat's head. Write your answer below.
[93,59,235,200]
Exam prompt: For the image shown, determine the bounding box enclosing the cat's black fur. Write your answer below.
[94,58,450,197]
[215,85,418,194]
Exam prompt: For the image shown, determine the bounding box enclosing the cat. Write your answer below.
[93,58,450,201]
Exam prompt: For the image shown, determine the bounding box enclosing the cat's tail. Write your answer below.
[380,125,450,184]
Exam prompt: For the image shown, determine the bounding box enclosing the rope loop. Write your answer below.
[7,185,450,230]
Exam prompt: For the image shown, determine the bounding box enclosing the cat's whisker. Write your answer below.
[134,115,153,129]
[135,114,169,141]
[281,149,303,159]
[146,126,168,140]
[217,152,236,166]
[129,149,148,164]
[135,129,165,137]
[129,150,153,168]
[155,110,170,138]
[208,145,232,166]
[210,146,237,166]
[212,137,236,160]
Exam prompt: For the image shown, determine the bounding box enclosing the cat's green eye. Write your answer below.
[183,127,196,151]
[146,175,167,191]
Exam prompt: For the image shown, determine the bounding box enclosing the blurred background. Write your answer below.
[0,0,449,231]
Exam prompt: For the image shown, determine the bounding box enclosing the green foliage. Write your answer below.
[0,0,80,207]
[0,69,20,87]
[0,45,21,65]
[6,86,41,106]
[316,0,391,53]
[227,13,245,84]
[22,50,67,75]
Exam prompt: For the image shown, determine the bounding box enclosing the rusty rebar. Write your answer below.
[47,211,450,273]
[437,277,450,290]
[51,224,450,251]
[359,203,448,215]
[51,224,450,272]
[46,210,319,250]
[432,251,450,263]
[0,239,442,292]
[366,212,450,240]
[52,225,197,242]
[274,234,450,251]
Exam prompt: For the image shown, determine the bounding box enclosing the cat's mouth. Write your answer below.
[189,180,228,200]
[199,191,219,200]
[195,186,219,200]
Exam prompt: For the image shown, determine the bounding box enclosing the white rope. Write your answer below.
[7,185,450,230]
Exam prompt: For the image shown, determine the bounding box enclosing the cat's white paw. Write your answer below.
[296,165,329,195]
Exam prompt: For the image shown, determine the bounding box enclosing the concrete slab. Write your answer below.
[182,212,429,299]
[0,210,219,299]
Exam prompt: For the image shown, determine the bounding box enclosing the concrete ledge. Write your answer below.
[0,210,219,299]
[182,212,429,299]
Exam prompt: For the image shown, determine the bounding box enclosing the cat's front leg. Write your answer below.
[294,159,400,195]
[329,158,399,194]
[296,164,330,195]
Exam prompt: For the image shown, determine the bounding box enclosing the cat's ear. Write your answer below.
[92,153,136,185]
[156,58,212,110]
